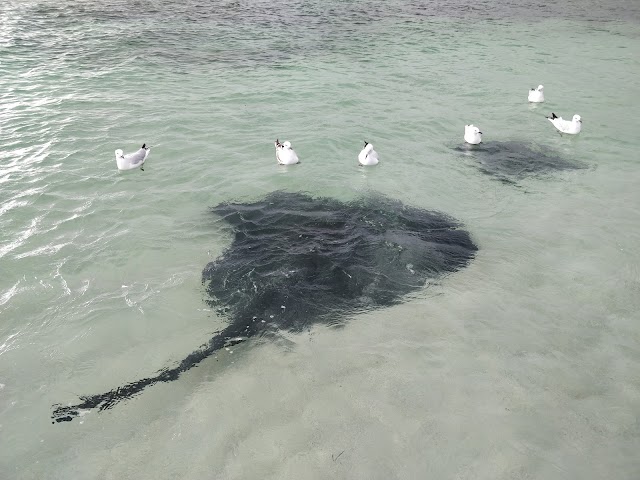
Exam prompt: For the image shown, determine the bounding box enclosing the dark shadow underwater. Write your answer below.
[52,191,477,423]
[453,140,586,185]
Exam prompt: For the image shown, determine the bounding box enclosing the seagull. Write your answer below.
[114,144,150,171]
[274,139,299,165]
[528,85,544,103]
[358,141,379,166]
[546,113,582,135]
[464,125,482,145]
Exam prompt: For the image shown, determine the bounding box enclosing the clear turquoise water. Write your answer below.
[1,1,640,478]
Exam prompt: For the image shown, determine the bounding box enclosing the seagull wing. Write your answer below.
[557,118,572,132]
[124,148,147,166]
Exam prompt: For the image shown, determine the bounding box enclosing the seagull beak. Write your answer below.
[479,131,483,134]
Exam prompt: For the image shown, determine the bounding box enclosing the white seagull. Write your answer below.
[546,113,582,135]
[115,144,150,171]
[528,85,544,103]
[274,139,299,165]
[358,141,379,166]
[464,125,482,145]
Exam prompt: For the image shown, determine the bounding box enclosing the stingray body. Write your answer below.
[455,141,585,184]
[52,191,476,423]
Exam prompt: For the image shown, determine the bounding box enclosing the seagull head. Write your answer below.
[537,85,544,91]
[283,141,292,149]
[573,114,582,123]
[115,149,124,159]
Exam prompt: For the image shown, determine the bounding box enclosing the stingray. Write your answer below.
[454,141,585,184]
[51,191,477,423]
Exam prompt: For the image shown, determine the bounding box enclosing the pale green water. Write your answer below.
[1,1,640,478]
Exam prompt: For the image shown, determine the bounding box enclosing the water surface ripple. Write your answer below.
[1,1,639,479]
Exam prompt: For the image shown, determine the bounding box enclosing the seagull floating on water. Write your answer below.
[546,113,582,135]
[464,125,482,145]
[358,141,379,166]
[115,144,150,171]
[274,139,299,165]
[528,85,544,103]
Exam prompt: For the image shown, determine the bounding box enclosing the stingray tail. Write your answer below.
[51,325,243,424]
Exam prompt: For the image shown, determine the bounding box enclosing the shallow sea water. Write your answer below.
[1,1,640,478]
